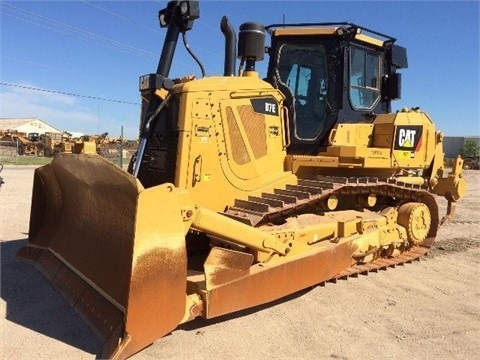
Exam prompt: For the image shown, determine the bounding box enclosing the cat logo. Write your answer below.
[398,129,416,147]
[394,126,423,151]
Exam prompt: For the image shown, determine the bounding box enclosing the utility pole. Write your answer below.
[119,125,124,169]
[97,105,100,134]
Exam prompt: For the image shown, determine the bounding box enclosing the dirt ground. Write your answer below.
[1,166,479,360]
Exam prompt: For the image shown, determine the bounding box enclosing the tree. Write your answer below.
[461,139,480,158]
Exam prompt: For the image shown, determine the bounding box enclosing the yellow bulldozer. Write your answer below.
[64,131,122,156]
[17,1,466,359]
[39,132,73,157]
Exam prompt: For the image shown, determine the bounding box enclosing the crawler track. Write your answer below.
[331,245,429,281]
[223,175,440,278]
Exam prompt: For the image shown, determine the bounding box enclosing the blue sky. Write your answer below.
[1,0,479,139]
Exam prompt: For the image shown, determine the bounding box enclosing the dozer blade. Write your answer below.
[16,154,188,359]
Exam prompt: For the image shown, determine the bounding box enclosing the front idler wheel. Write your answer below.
[397,202,431,245]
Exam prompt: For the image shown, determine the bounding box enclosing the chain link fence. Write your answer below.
[0,140,20,164]
[98,144,136,169]
[0,140,136,169]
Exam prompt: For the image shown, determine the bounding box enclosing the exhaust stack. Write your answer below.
[221,16,236,76]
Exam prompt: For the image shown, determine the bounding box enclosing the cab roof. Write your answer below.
[266,22,396,48]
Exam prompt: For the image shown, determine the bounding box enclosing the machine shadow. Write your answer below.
[2,238,317,354]
[1,239,102,356]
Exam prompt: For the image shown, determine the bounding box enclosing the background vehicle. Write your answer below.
[39,132,73,157]
[17,1,466,359]
[0,130,42,155]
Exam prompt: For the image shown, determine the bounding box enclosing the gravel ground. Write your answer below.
[1,166,479,360]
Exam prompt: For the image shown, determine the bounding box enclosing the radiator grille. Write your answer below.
[226,105,267,165]
[226,106,251,165]
[238,105,267,160]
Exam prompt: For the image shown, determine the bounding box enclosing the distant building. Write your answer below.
[64,131,85,139]
[0,117,62,135]
[444,136,480,158]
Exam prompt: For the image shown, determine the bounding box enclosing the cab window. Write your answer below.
[278,44,327,140]
[349,45,380,109]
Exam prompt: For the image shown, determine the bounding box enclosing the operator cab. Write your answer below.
[265,23,408,154]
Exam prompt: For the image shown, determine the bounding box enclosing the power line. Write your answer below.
[78,1,222,61]
[0,82,140,105]
[80,0,161,34]
[2,2,198,72]
[2,2,220,77]
[2,2,159,59]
